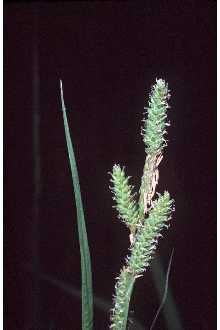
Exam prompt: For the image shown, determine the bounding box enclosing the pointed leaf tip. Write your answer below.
[60,79,65,111]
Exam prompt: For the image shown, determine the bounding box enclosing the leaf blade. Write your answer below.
[60,80,93,330]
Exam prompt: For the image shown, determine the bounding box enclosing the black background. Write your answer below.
[4,2,216,330]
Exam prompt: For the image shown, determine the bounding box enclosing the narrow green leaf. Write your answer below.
[60,80,93,330]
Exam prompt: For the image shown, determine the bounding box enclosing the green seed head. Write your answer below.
[127,191,174,274]
[142,78,170,155]
[110,165,139,227]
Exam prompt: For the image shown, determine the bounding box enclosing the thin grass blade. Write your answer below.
[60,80,93,330]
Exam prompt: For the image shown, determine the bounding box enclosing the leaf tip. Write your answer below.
[60,79,65,112]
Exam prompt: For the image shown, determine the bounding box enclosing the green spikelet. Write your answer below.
[127,191,174,274]
[110,192,174,330]
[142,78,170,155]
[110,165,139,228]
[110,268,135,329]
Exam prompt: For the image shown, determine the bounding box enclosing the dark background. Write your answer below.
[4,2,216,330]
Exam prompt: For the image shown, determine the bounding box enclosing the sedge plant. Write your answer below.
[60,78,174,330]
[109,78,174,329]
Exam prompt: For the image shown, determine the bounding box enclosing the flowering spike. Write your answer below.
[142,78,170,155]
[109,79,175,330]
[127,191,174,274]
[110,165,139,228]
